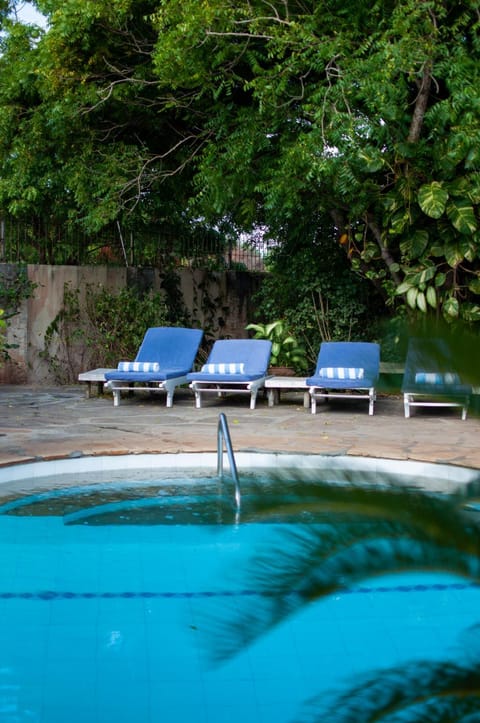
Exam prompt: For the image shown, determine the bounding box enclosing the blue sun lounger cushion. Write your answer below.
[307,341,380,415]
[104,327,203,408]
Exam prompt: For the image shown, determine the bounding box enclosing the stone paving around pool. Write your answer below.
[0,384,479,470]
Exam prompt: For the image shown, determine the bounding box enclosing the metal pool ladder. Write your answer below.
[217,413,241,510]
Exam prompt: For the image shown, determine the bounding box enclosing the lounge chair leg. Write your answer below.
[113,390,121,407]
[250,391,257,410]
[194,390,202,409]
[166,391,173,408]
[267,389,278,407]
[310,392,317,414]
[368,388,375,415]
[404,394,410,418]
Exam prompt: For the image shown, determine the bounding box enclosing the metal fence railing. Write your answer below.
[0,217,271,272]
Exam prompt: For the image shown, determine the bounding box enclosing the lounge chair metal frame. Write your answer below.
[403,392,469,421]
[190,379,266,410]
[306,342,380,416]
[187,339,272,410]
[106,378,188,409]
[104,327,203,408]
[402,337,470,421]
[310,386,377,416]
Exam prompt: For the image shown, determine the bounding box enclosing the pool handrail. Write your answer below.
[217,413,241,510]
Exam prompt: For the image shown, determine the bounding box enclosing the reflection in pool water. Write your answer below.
[0,454,479,722]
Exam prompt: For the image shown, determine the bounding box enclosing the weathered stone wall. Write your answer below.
[0,264,264,384]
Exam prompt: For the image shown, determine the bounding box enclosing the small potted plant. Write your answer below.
[246,320,309,375]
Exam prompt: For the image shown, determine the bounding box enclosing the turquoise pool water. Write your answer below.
[0,458,479,722]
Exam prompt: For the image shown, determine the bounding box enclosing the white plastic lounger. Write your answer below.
[306,342,380,415]
[104,327,203,408]
[401,337,471,420]
[187,339,272,410]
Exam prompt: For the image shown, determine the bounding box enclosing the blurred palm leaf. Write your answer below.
[300,654,480,722]
[208,471,480,721]
[212,476,480,661]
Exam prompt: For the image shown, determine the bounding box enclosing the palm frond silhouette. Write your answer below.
[209,472,480,721]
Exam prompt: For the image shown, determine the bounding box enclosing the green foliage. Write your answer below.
[0,0,216,262]
[150,0,480,325]
[0,264,36,361]
[0,308,6,359]
[42,283,169,382]
[0,265,35,319]
[246,319,308,372]
[1,0,480,327]
[251,227,381,366]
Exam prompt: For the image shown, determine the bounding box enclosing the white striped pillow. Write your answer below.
[201,363,245,374]
[415,372,459,385]
[318,367,365,380]
[118,361,161,373]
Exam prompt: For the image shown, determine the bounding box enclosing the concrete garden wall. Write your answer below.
[0,264,263,384]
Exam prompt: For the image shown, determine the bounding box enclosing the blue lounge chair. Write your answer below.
[306,341,380,415]
[402,337,471,420]
[187,339,272,409]
[104,327,203,408]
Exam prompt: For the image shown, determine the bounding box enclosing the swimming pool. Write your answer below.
[0,454,479,722]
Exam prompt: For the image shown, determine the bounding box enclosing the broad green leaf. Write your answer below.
[468,277,480,295]
[435,272,446,287]
[430,244,445,258]
[409,231,429,259]
[443,296,460,318]
[406,286,418,309]
[245,323,264,336]
[445,244,464,268]
[459,238,477,262]
[390,212,410,236]
[461,303,480,322]
[362,242,378,262]
[417,182,448,219]
[426,286,437,309]
[416,290,426,312]
[465,173,480,203]
[395,281,412,295]
[446,200,477,235]
[357,148,384,172]
[417,266,436,285]
[266,321,283,337]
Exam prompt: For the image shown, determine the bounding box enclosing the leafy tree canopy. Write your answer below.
[150,0,480,321]
[0,0,480,324]
[0,0,211,260]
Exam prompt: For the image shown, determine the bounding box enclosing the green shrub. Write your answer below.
[245,320,309,372]
[0,309,6,360]
[42,283,170,383]
[253,234,385,367]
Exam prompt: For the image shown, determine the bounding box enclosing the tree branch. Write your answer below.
[407,60,433,144]
[365,214,402,285]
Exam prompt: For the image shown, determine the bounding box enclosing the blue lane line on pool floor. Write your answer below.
[1,582,479,601]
